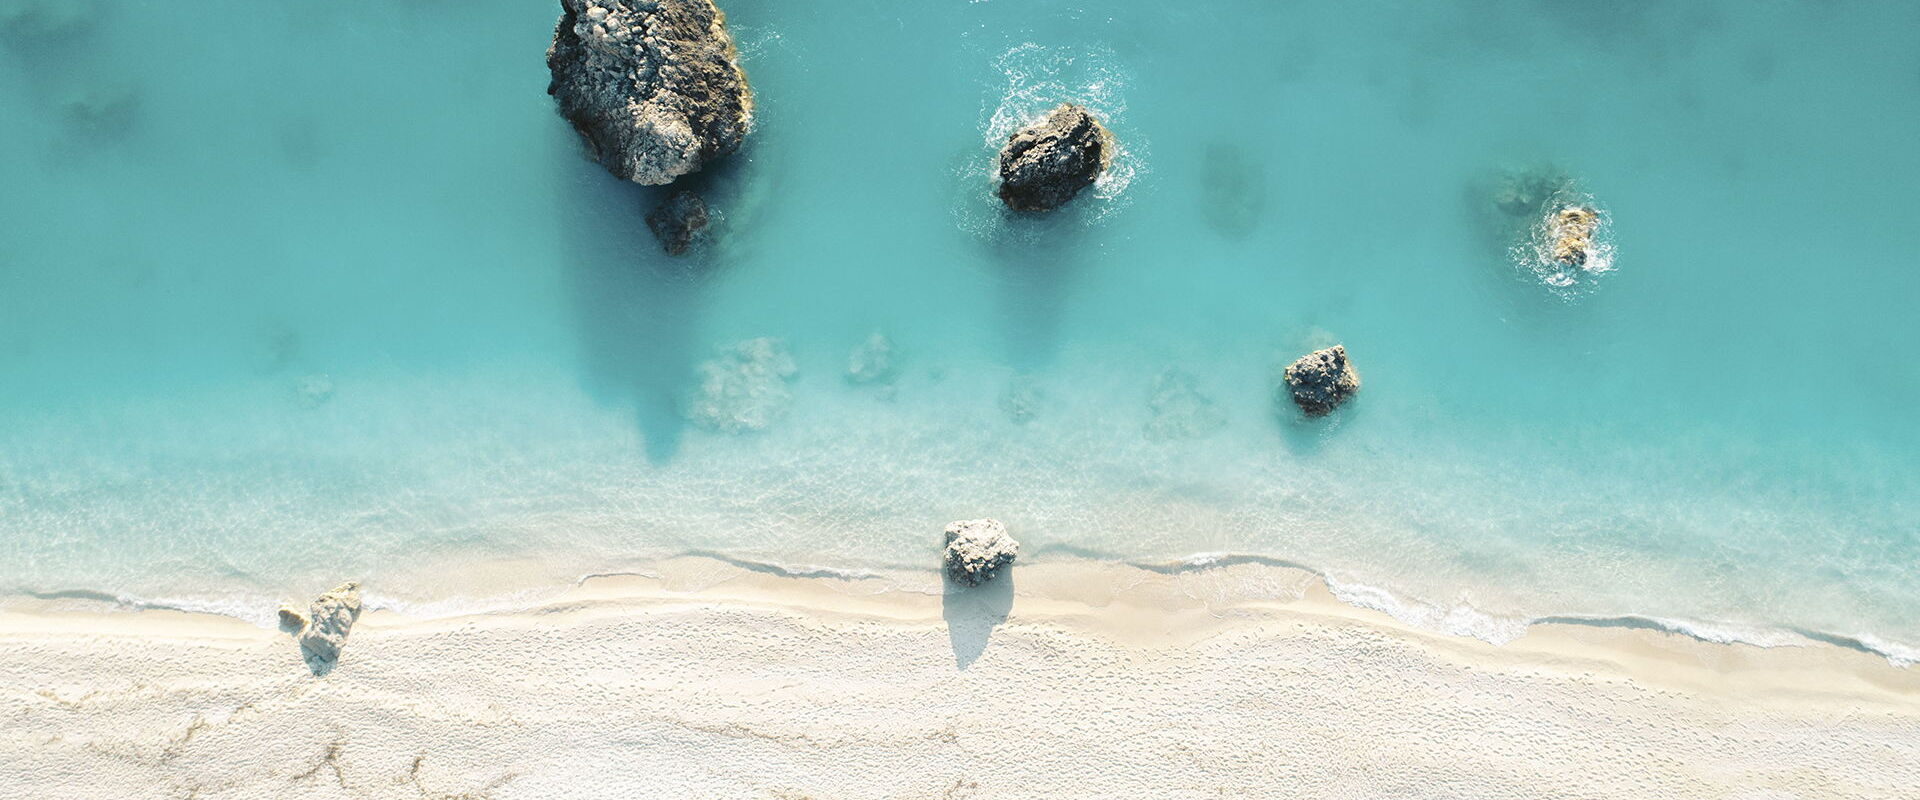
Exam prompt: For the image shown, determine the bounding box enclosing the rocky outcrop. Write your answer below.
[294,581,362,670]
[996,104,1112,213]
[646,189,711,255]
[943,518,1019,586]
[686,337,796,432]
[1547,205,1599,267]
[546,0,753,185]
[1281,345,1360,417]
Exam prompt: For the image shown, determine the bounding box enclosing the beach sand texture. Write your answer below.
[4,557,1916,799]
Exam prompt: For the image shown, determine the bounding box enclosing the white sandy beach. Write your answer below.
[3,556,1917,799]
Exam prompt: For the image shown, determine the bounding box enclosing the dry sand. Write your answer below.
[2,555,1916,799]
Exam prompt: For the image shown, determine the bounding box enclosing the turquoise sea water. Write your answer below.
[2,1,1917,657]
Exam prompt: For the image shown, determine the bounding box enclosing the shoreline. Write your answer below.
[5,555,1918,797]
[10,547,1918,670]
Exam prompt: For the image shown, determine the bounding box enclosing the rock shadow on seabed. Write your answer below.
[559,145,717,464]
[982,209,1089,373]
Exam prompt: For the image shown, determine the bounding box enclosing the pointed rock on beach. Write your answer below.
[295,581,363,669]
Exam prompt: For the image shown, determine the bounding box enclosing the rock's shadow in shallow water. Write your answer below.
[560,154,714,464]
[943,572,1014,670]
[982,209,1089,372]
[1200,142,1265,240]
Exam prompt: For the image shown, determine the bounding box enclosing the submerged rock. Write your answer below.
[546,0,753,185]
[0,1,95,47]
[686,337,797,432]
[294,374,334,407]
[295,581,362,670]
[60,85,138,141]
[1489,164,1574,223]
[1281,345,1360,417]
[996,104,1112,213]
[845,332,897,386]
[1145,369,1226,440]
[943,518,1019,586]
[998,378,1043,424]
[646,189,711,255]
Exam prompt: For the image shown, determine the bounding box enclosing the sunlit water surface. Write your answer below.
[2,1,1917,658]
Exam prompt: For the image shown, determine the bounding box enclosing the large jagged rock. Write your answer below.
[943,519,1019,587]
[295,581,362,670]
[685,337,797,432]
[646,189,710,255]
[996,104,1112,213]
[1281,345,1360,417]
[546,0,753,185]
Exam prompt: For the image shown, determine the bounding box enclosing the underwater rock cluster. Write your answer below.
[845,332,898,386]
[686,337,797,433]
[546,0,753,185]
[1281,345,1361,417]
[997,104,1113,213]
[943,518,1020,586]
[1145,369,1226,440]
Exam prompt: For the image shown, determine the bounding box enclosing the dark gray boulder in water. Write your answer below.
[646,189,710,255]
[1281,345,1361,417]
[943,518,1020,587]
[546,0,753,185]
[996,104,1112,213]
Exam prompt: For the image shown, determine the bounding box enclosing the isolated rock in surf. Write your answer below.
[1281,345,1360,417]
[1546,205,1600,267]
[295,581,363,669]
[546,0,753,185]
[943,518,1020,586]
[646,189,711,255]
[996,104,1112,212]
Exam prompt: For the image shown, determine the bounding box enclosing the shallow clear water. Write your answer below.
[2,1,1917,654]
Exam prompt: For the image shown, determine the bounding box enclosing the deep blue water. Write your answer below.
[2,1,1917,656]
